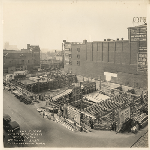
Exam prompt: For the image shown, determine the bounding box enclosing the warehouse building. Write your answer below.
[3,44,40,74]
[63,24,147,89]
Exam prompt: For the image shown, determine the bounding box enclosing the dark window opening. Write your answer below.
[69,54,72,58]
[77,61,80,66]
[69,61,72,65]
[77,54,80,59]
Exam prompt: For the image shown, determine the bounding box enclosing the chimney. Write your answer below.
[121,38,124,40]
[104,39,106,41]
[63,40,66,43]
[83,40,87,44]
[117,38,119,41]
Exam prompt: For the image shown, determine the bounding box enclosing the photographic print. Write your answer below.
[2,0,149,148]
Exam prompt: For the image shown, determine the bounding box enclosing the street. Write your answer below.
[3,90,148,148]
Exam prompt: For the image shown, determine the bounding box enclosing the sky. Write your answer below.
[2,0,148,52]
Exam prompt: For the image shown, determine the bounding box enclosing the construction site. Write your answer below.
[4,66,148,134]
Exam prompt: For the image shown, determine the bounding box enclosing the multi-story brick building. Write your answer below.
[63,24,147,89]
[3,44,40,73]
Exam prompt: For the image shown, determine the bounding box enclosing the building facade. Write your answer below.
[3,44,40,73]
[63,24,147,89]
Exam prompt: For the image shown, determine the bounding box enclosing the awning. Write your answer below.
[52,89,72,101]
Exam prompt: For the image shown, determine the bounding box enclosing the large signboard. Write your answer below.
[137,52,147,71]
[64,43,71,65]
[139,46,147,52]
[130,26,147,42]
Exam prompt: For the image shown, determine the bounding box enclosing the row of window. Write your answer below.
[4,60,30,64]
[67,48,80,52]
[68,54,80,59]
[68,61,80,66]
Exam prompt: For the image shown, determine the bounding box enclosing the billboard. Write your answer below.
[64,43,71,49]
[130,26,147,42]
[64,43,71,65]
[137,52,147,71]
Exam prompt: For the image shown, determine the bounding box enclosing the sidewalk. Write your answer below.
[131,131,148,148]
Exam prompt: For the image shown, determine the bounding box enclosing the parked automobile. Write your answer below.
[3,114,11,131]
[8,121,20,133]
[8,121,24,143]
[45,106,58,113]
[5,86,10,91]
[119,118,133,133]
[136,113,148,129]
[37,107,46,112]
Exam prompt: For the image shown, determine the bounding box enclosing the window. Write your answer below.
[69,61,72,65]
[77,61,80,66]
[22,60,24,64]
[77,48,80,52]
[69,48,72,52]
[69,54,72,58]
[28,60,30,63]
[77,54,80,59]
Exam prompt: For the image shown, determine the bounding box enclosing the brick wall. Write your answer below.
[131,42,138,65]
[65,40,147,89]
[87,43,92,61]
[98,42,103,61]
[122,41,130,65]
[109,42,115,63]
[115,41,122,64]
[103,42,108,62]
